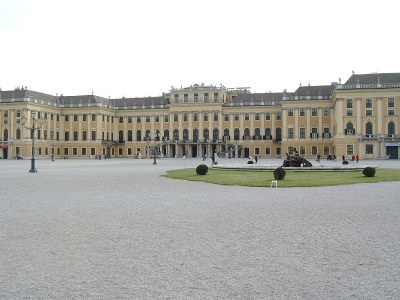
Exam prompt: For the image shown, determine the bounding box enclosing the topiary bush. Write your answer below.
[274,167,286,180]
[342,160,349,165]
[196,164,209,175]
[363,166,376,177]
[247,160,254,164]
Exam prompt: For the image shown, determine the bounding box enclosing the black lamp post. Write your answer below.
[22,111,43,173]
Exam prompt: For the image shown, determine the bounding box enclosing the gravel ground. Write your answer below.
[0,158,399,299]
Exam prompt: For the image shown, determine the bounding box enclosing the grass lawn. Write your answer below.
[162,167,400,188]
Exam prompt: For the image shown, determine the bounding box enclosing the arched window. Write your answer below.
[4,129,8,140]
[244,128,250,137]
[234,128,240,140]
[193,129,199,141]
[155,129,160,141]
[128,130,133,142]
[118,130,124,143]
[164,129,169,140]
[275,128,282,141]
[224,128,229,136]
[203,128,209,140]
[136,130,141,141]
[213,128,219,141]
[265,128,271,140]
[388,122,395,136]
[254,128,260,139]
[16,128,21,140]
[366,122,373,135]
[346,122,354,135]
[183,129,189,141]
[145,130,151,140]
[173,129,179,140]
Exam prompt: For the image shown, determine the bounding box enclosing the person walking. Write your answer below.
[356,154,359,163]
[316,154,321,163]
[51,154,54,162]
[255,155,258,164]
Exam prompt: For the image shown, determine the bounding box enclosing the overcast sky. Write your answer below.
[1,0,399,98]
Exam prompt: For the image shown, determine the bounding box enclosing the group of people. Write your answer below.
[341,154,360,163]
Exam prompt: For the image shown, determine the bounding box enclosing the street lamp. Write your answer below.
[22,111,43,173]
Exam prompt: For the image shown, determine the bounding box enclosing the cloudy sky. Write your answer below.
[1,0,399,98]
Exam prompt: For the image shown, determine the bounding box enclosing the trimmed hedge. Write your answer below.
[274,167,286,180]
[247,160,254,164]
[196,164,209,175]
[363,167,376,177]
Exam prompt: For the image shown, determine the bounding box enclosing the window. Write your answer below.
[346,122,354,135]
[366,122,373,135]
[323,107,329,116]
[234,114,239,121]
[128,148,132,156]
[128,130,133,141]
[193,113,198,122]
[155,116,159,123]
[74,114,78,122]
[128,116,132,123]
[74,131,78,141]
[194,94,199,102]
[311,108,317,116]
[311,128,318,139]
[184,113,188,122]
[347,110,353,116]
[366,110,372,116]
[137,116,141,123]
[164,115,169,122]
[119,116,124,123]
[44,130,48,140]
[265,112,271,120]
[214,93,219,101]
[366,98,372,108]
[174,94,179,103]
[299,108,305,117]
[347,99,353,108]
[347,145,354,155]
[275,112,281,120]
[174,113,178,122]
[64,132,69,141]
[255,148,259,155]
[300,127,306,139]
[366,144,373,154]
[324,146,330,156]
[388,110,395,116]
[82,148,87,156]
[255,113,260,120]
[146,116,150,123]
[287,109,294,117]
[299,146,305,156]
[323,128,330,138]
[265,147,271,155]
[91,131,96,141]
[91,114,96,121]
[204,93,209,102]
[65,115,69,121]
[184,94,188,103]
[213,112,218,121]
[91,148,96,156]
[204,112,208,122]
[245,113,250,121]
[388,98,395,108]
[224,114,229,121]
[312,146,318,155]
[16,128,21,139]
[83,114,87,121]
[288,128,294,139]
[3,110,8,118]
[73,148,78,156]
[56,114,60,121]
[388,122,395,136]
[64,148,69,156]
[82,131,87,141]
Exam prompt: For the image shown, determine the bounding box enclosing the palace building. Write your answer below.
[1,72,399,160]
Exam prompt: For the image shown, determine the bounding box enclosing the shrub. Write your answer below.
[196,164,209,175]
[363,167,376,177]
[342,160,349,165]
[247,160,254,164]
[274,167,286,180]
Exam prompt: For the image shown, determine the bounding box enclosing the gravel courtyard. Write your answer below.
[1,158,399,299]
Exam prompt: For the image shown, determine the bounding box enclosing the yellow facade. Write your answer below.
[1,73,399,160]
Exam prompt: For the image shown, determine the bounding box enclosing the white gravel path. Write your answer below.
[1,158,399,299]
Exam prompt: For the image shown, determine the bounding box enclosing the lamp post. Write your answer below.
[22,111,43,173]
